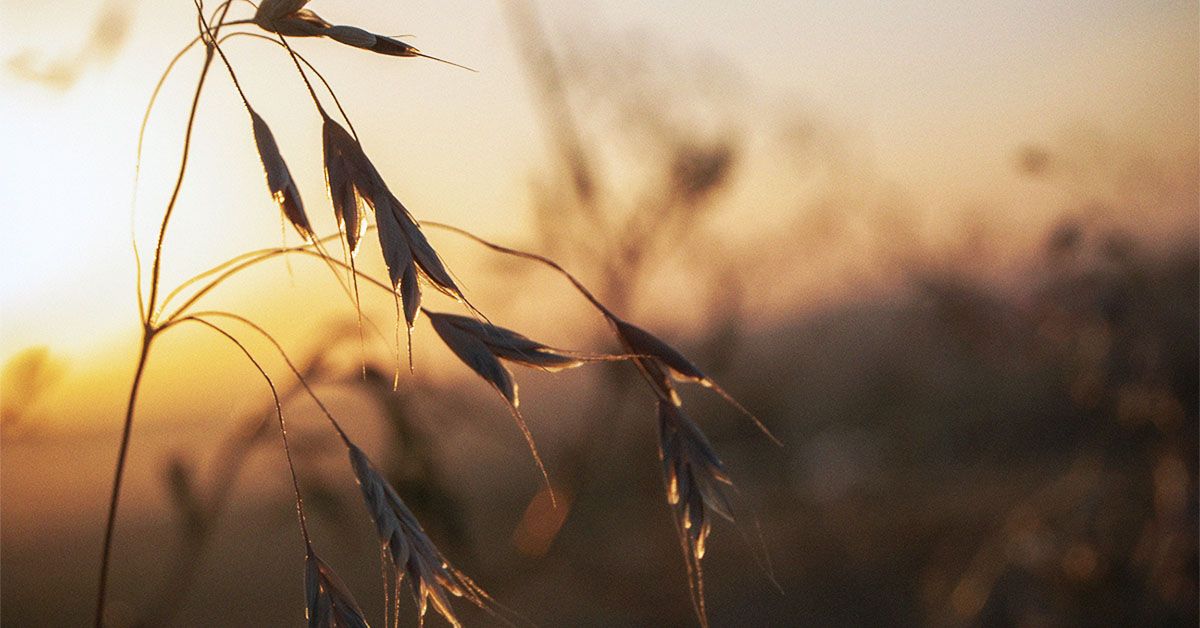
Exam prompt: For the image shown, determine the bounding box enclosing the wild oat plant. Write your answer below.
[96,2,778,626]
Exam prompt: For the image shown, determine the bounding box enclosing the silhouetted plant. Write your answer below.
[96,2,777,627]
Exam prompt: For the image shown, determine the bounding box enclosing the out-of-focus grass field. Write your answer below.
[3,223,1195,626]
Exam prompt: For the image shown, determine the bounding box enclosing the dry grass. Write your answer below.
[92,2,776,627]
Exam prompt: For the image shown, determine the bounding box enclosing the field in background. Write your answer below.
[4,222,1195,625]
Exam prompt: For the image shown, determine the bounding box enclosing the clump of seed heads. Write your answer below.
[95,2,780,627]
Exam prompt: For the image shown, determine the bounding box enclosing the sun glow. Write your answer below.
[1,0,1196,431]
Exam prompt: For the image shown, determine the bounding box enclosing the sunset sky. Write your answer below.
[0,0,1196,430]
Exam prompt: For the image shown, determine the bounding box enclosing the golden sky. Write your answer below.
[0,0,1196,429]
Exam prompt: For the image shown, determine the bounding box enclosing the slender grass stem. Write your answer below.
[185,310,354,444]
[144,35,215,327]
[94,333,154,627]
[272,31,326,117]
[132,34,200,323]
[268,29,372,373]
[157,239,397,352]
[131,9,254,322]
[178,317,312,544]
[194,1,250,108]
[219,31,360,139]
[158,232,342,315]
[98,4,235,625]
[420,221,616,319]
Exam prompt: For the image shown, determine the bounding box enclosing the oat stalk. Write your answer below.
[95,4,235,625]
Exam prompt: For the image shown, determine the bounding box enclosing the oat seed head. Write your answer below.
[254,0,311,24]
[324,25,418,57]
[321,113,373,254]
[248,107,313,240]
[254,4,328,38]
[305,548,371,628]
[385,193,464,302]
[347,444,495,627]
[251,2,475,70]
[615,317,782,445]
[427,312,566,504]
[615,318,706,383]
[657,400,736,628]
[320,112,466,307]
[428,311,586,372]
[428,312,519,405]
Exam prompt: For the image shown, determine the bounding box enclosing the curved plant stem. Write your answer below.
[159,242,395,350]
[131,8,253,322]
[420,221,616,318]
[93,333,154,627]
[184,310,353,444]
[135,341,335,627]
[96,4,234,626]
[159,239,328,315]
[132,33,201,323]
[418,223,782,438]
[178,316,312,544]
[143,27,218,329]
[219,31,360,139]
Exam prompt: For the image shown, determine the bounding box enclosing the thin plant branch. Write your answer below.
[184,310,353,444]
[96,4,235,625]
[177,316,312,544]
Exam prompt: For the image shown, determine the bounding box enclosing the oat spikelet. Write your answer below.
[321,112,371,255]
[613,317,782,445]
[252,3,473,70]
[324,25,419,57]
[253,2,326,37]
[416,222,781,444]
[347,444,497,627]
[427,310,592,501]
[426,311,593,372]
[657,400,735,628]
[383,191,465,306]
[248,107,313,240]
[254,0,311,24]
[321,110,477,373]
[305,548,371,628]
[321,112,469,312]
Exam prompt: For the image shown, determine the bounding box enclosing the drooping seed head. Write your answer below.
[386,192,464,302]
[399,256,421,330]
[347,444,495,627]
[249,4,472,69]
[428,311,518,405]
[319,112,464,315]
[657,400,735,628]
[614,318,706,383]
[253,3,329,37]
[325,25,421,57]
[427,310,596,410]
[658,401,734,554]
[429,311,586,374]
[610,317,696,405]
[427,310,595,499]
[320,114,376,254]
[248,108,312,240]
[614,316,781,444]
[304,549,370,628]
[374,195,421,328]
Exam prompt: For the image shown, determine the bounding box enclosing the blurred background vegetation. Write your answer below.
[1,0,1196,626]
